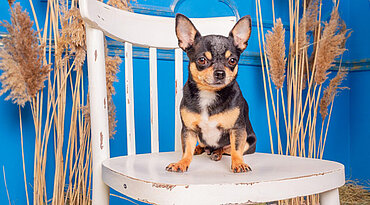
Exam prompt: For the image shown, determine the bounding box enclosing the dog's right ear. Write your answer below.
[175,14,201,51]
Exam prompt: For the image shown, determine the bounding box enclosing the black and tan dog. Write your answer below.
[166,14,256,173]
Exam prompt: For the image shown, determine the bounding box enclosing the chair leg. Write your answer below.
[86,25,110,205]
[319,188,340,205]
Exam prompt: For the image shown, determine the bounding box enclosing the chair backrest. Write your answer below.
[80,0,237,155]
[80,0,237,204]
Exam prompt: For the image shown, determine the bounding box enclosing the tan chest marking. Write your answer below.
[180,107,241,147]
[180,108,201,130]
[209,107,240,130]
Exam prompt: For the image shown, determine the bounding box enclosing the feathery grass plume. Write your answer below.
[339,180,370,205]
[7,0,14,7]
[0,3,50,107]
[292,0,319,54]
[91,0,129,138]
[105,42,121,138]
[107,0,132,11]
[338,19,352,50]
[60,7,86,71]
[265,18,286,89]
[314,8,349,85]
[305,0,313,8]
[310,18,351,71]
[319,69,348,120]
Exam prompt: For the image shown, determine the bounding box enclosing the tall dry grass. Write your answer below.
[256,0,350,204]
[0,0,127,204]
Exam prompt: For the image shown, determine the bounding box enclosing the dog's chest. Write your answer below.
[198,90,221,147]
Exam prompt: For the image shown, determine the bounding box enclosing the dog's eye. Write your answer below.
[197,57,208,65]
[228,58,237,66]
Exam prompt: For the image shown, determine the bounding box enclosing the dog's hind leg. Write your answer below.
[194,145,205,155]
[210,147,224,161]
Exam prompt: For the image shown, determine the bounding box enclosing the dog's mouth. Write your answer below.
[205,79,225,87]
[212,81,224,85]
[204,77,233,87]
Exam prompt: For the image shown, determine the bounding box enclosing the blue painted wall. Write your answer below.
[0,0,369,204]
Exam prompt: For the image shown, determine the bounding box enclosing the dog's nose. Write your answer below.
[214,70,226,80]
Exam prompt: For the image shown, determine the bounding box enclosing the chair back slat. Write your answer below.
[149,47,159,153]
[174,48,183,152]
[125,42,136,155]
[79,0,236,49]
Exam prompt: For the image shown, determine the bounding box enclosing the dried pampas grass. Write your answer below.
[257,0,351,204]
[0,0,126,204]
[339,180,370,205]
[0,3,50,107]
[7,0,14,7]
[265,18,286,89]
[60,7,86,71]
[107,0,131,11]
[319,69,348,120]
[105,50,121,138]
[292,0,319,55]
[257,0,350,162]
[98,0,131,11]
[314,9,349,85]
[77,0,124,138]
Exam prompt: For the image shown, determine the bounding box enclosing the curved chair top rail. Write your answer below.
[79,0,237,49]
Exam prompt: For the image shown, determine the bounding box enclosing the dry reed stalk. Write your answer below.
[19,106,30,205]
[307,4,349,160]
[257,0,287,154]
[318,69,348,158]
[0,3,51,204]
[2,166,11,205]
[291,0,318,55]
[257,0,350,204]
[111,193,139,205]
[255,0,275,154]
[301,4,323,159]
[55,0,123,203]
[0,0,126,204]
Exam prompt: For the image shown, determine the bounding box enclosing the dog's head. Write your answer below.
[175,14,251,91]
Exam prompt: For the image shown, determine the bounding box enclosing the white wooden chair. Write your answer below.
[80,0,345,204]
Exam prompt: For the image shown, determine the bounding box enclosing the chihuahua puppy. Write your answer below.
[166,14,256,173]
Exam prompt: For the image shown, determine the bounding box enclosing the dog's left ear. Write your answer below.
[229,15,252,51]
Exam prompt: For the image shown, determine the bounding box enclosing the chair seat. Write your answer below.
[102,152,344,204]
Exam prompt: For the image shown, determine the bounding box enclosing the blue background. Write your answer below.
[0,0,369,204]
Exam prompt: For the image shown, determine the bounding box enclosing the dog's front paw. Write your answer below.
[231,162,251,173]
[166,162,189,172]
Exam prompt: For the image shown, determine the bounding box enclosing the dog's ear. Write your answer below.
[175,14,201,51]
[229,15,252,51]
